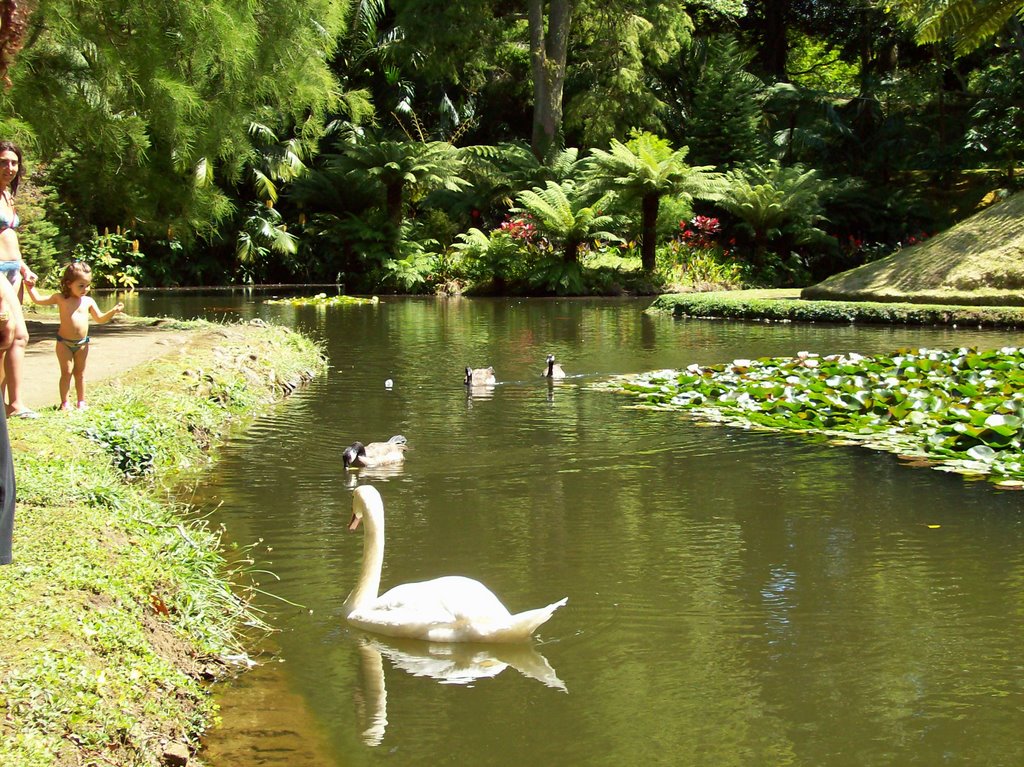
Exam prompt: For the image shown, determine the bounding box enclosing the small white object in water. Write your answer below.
[385,378,394,389]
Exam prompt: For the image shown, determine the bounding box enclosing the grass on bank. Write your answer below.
[0,320,327,767]
[649,289,1024,328]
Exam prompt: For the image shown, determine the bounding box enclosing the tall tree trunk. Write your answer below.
[528,0,572,163]
[641,193,659,273]
[756,0,790,81]
[0,0,34,87]
[564,236,579,264]
[385,182,403,229]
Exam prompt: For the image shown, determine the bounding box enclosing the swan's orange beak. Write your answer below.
[348,513,362,532]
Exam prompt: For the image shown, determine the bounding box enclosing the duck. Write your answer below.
[343,485,567,643]
[464,366,496,386]
[343,435,408,469]
[543,354,566,379]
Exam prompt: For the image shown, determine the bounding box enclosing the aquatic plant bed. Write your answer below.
[266,292,378,306]
[649,290,1024,328]
[599,346,1024,488]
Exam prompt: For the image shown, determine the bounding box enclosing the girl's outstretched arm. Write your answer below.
[25,283,60,306]
[90,299,125,324]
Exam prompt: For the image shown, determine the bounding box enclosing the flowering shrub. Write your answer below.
[837,231,932,264]
[678,215,722,250]
[657,216,744,291]
[499,216,541,245]
[72,229,145,291]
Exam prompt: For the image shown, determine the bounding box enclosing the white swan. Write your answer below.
[343,485,567,643]
[369,636,567,690]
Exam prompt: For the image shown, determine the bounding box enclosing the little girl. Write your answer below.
[26,261,124,410]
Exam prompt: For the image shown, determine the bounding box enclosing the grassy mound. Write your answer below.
[802,191,1024,305]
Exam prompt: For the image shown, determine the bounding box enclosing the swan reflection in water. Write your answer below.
[354,636,567,746]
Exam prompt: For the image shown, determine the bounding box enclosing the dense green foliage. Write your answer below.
[1,0,348,276]
[0,0,1021,294]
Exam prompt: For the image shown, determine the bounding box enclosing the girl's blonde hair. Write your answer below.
[60,261,92,297]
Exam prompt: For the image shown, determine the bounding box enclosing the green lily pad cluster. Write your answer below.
[603,346,1024,488]
[266,293,378,306]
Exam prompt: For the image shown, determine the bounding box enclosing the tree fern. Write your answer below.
[710,162,836,267]
[513,180,618,263]
[589,131,722,272]
[891,0,1024,54]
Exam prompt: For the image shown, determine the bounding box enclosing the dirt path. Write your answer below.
[19,316,194,412]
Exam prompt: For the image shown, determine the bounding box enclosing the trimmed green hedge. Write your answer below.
[649,290,1024,328]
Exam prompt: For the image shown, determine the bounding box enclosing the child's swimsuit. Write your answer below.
[56,334,90,355]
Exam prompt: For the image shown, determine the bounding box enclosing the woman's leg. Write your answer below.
[0,405,14,564]
[3,321,29,414]
[3,276,29,416]
[0,312,13,562]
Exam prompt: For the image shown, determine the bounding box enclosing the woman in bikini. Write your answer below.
[25,261,124,411]
[0,140,37,418]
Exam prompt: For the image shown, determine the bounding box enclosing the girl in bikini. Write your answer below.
[25,261,124,411]
[0,140,38,418]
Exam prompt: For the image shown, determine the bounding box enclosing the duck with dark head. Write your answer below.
[343,435,408,469]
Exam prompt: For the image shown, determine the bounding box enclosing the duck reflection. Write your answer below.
[344,463,406,488]
[354,636,566,746]
[465,382,496,402]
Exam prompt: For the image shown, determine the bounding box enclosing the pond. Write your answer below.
[132,292,1024,767]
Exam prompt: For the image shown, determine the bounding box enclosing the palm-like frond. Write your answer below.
[513,181,617,246]
[338,139,470,195]
[892,0,1024,54]
[236,203,298,264]
[460,143,590,211]
[589,132,722,200]
[711,162,835,235]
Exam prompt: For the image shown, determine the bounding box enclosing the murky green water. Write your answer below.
[136,294,1024,767]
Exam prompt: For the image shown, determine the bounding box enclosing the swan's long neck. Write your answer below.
[343,502,385,616]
